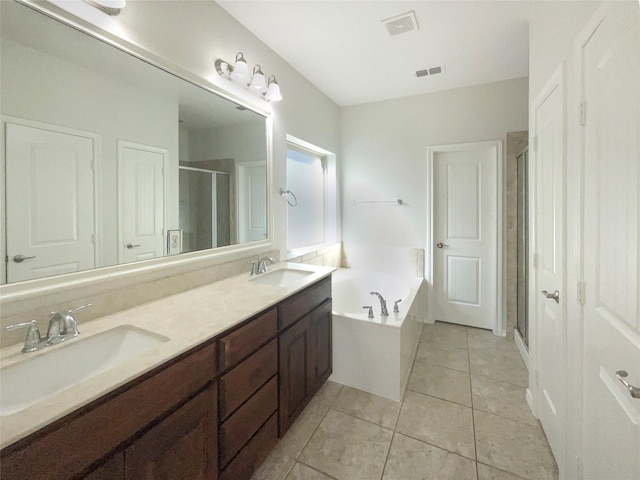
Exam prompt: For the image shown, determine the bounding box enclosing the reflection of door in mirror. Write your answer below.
[5,120,98,283]
[238,163,267,243]
[179,167,231,253]
[118,141,168,264]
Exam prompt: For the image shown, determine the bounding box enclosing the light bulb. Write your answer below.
[265,76,282,101]
[250,65,266,92]
[230,53,249,82]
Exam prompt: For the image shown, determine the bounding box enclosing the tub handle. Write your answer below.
[362,306,374,318]
[393,299,402,313]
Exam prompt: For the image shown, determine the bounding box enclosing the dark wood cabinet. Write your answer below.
[278,279,333,436]
[279,315,314,434]
[2,275,332,480]
[125,385,217,480]
[83,453,124,480]
[310,300,333,390]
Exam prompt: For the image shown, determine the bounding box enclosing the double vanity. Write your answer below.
[0,263,334,480]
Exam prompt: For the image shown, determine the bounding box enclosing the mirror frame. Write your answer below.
[0,0,275,309]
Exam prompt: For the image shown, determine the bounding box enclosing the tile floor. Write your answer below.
[251,321,558,480]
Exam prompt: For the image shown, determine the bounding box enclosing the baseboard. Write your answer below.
[526,387,538,419]
[514,328,529,370]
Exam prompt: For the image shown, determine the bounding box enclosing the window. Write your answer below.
[285,136,337,254]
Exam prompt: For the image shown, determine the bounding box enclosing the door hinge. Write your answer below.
[533,135,538,151]
[577,281,586,305]
[535,369,540,386]
[533,253,539,269]
[580,101,587,125]
[91,233,96,244]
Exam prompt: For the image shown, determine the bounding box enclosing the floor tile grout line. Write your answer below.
[466,326,480,480]
[295,460,341,480]
[477,462,529,480]
[379,430,396,480]
[393,430,478,462]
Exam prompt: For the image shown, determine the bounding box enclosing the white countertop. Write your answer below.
[0,262,335,449]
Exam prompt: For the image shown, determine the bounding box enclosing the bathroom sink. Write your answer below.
[251,268,314,287]
[0,325,169,416]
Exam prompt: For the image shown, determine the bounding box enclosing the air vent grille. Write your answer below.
[382,10,418,36]
[415,64,445,78]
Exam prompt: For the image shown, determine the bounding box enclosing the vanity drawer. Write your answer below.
[218,308,277,371]
[219,375,278,467]
[219,339,277,420]
[279,276,331,330]
[219,413,278,480]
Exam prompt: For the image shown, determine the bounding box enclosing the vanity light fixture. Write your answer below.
[215,53,283,102]
[83,0,126,15]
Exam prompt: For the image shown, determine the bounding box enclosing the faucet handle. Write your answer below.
[68,303,92,315]
[5,320,43,353]
[393,299,402,313]
[5,319,38,331]
[362,306,374,318]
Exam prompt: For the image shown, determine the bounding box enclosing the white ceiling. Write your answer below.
[216,1,535,107]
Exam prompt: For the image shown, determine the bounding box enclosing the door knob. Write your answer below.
[13,254,36,263]
[616,371,640,399]
[436,242,450,249]
[541,290,560,303]
[126,243,141,249]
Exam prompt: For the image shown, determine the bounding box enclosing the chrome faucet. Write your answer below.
[370,292,389,316]
[256,256,277,274]
[5,304,91,353]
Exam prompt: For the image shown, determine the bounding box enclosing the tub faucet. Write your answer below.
[370,292,389,316]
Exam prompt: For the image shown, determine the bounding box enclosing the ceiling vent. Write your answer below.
[416,65,445,78]
[382,10,419,36]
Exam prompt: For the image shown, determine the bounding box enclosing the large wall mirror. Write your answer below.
[0,1,269,285]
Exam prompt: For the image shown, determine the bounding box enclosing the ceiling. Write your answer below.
[216,1,535,107]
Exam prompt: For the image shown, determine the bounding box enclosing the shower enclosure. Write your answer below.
[516,148,529,346]
[179,166,231,253]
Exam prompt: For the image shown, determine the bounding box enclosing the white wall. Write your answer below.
[340,77,528,271]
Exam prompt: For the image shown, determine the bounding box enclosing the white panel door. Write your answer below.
[582,3,640,479]
[118,141,166,264]
[533,67,565,468]
[431,141,499,330]
[238,163,267,243]
[5,122,97,282]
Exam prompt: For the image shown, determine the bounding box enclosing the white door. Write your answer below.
[238,163,267,242]
[532,67,566,468]
[5,121,97,282]
[430,141,500,330]
[118,141,166,264]
[581,3,640,478]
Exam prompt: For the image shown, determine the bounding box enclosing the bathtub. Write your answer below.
[330,268,426,401]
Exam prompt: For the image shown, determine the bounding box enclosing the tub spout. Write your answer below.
[370,292,389,316]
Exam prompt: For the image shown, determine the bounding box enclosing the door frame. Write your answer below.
[1,116,101,283]
[116,140,169,263]
[425,140,504,335]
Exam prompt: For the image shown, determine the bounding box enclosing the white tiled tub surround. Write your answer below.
[287,243,343,268]
[0,262,335,449]
[330,267,427,402]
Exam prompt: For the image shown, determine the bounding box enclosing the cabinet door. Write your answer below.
[278,316,313,434]
[310,300,332,391]
[125,385,217,480]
